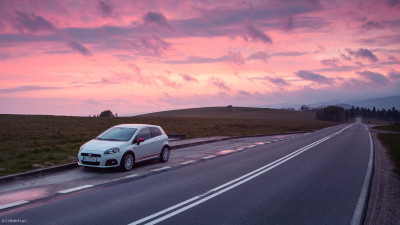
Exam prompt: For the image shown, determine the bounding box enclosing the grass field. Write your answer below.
[0,107,337,177]
[378,133,400,175]
[374,124,400,176]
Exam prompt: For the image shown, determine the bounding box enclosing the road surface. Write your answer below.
[0,122,373,225]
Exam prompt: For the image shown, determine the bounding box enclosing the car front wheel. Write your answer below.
[159,147,170,162]
[120,153,134,171]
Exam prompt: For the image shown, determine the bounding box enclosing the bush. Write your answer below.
[99,110,114,117]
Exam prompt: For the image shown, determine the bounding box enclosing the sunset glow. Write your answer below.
[1,0,399,115]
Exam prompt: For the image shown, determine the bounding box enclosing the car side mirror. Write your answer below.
[137,138,145,145]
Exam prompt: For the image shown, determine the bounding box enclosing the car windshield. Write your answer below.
[97,127,137,141]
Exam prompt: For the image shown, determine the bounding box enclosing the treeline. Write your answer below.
[315,106,399,122]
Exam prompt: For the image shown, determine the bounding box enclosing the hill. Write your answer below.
[350,95,400,110]
[139,106,316,121]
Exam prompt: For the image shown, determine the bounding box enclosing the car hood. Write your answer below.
[82,139,126,152]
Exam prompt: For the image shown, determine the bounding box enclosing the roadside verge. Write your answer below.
[364,126,400,225]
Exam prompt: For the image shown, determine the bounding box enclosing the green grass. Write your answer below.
[373,124,400,132]
[378,133,400,175]
[0,107,337,176]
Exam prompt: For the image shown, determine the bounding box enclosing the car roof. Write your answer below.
[114,124,159,129]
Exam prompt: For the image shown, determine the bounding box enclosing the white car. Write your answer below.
[77,124,170,171]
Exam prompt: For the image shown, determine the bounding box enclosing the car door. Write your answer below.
[134,127,155,160]
[149,127,164,154]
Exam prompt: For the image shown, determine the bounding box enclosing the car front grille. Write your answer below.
[81,161,100,166]
[81,153,101,157]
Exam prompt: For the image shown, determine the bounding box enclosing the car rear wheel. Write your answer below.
[159,147,170,162]
[120,153,134,171]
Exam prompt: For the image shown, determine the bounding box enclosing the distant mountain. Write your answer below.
[349,95,400,110]
[265,95,400,110]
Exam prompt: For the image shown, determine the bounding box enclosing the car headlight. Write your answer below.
[104,147,120,154]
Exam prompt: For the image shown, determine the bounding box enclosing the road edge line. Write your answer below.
[350,125,374,225]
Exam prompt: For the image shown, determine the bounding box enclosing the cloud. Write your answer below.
[357,71,389,85]
[156,75,181,88]
[386,0,400,7]
[180,73,198,83]
[283,15,295,31]
[142,11,172,30]
[0,85,57,93]
[250,76,289,86]
[67,39,92,56]
[296,70,332,84]
[247,51,269,61]
[128,63,155,86]
[320,58,339,67]
[242,25,272,44]
[97,1,113,17]
[361,21,384,30]
[389,71,400,80]
[165,51,244,65]
[209,77,231,92]
[265,77,289,86]
[346,48,378,62]
[357,35,400,47]
[272,51,307,57]
[134,35,170,55]
[13,12,55,33]
[355,48,379,62]
[226,51,245,66]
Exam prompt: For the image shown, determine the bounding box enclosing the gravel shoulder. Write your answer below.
[364,125,400,225]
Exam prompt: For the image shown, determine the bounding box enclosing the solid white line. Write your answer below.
[151,166,171,172]
[58,185,94,194]
[125,174,138,179]
[181,160,196,165]
[0,200,29,210]
[202,155,216,159]
[128,124,354,225]
[351,125,374,225]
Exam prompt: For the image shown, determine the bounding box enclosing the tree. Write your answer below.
[315,106,346,122]
[300,105,311,111]
[99,110,114,117]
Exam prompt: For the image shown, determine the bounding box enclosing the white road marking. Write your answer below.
[351,125,374,225]
[58,185,94,194]
[243,144,257,148]
[124,174,138,179]
[151,166,171,172]
[129,124,354,225]
[181,160,196,165]
[202,155,216,159]
[0,200,29,210]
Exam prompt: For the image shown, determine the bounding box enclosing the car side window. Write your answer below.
[150,127,162,138]
[136,127,152,140]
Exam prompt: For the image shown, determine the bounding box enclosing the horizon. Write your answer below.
[1,0,399,116]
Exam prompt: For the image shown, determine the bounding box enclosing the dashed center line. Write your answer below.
[124,174,138,179]
[151,166,171,172]
[181,160,196,165]
[58,185,94,194]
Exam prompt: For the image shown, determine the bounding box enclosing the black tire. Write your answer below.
[120,153,135,171]
[159,147,170,162]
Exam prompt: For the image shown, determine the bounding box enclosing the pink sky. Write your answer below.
[0,0,399,116]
